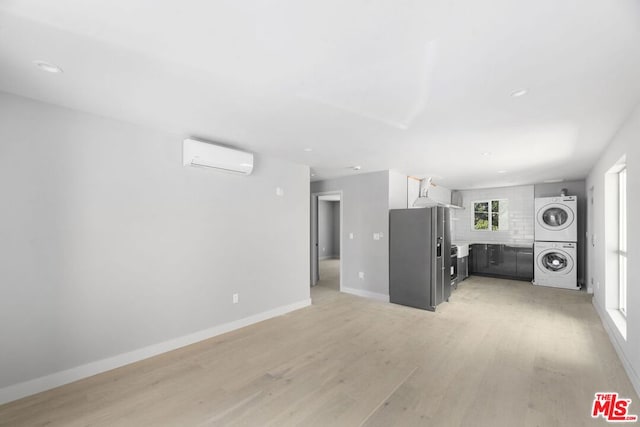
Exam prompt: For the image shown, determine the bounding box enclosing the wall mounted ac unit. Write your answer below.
[183,138,254,175]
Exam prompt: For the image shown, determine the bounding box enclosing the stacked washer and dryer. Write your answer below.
[533,195,580,290]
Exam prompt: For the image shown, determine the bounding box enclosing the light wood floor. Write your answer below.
[0,276,636,426]
[317,258,340,290]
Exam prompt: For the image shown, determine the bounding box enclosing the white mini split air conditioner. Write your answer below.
[183,138,254,175]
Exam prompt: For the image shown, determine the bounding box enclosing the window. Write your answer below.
[605,157,627,337]
[473,199,509,231]
[618,166,627,316]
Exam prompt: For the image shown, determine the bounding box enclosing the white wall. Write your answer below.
[0,92,310,402]
[311,171,390,300]
[451,185,535,244]
[587,103,640,395]
[407,177,420,208]
[388,170,408,209]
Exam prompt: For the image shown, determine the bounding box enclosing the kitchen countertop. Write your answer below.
[454,241,534,249]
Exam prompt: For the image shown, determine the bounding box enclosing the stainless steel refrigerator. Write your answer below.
[389,207,451,311]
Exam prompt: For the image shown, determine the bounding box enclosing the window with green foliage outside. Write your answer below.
[473,200,509,231]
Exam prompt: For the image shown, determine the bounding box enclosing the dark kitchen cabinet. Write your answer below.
[469,244,532,281]
[472,244,507,276]
[516,248,534,281]
[469,246,475,274]
[485,244,502,275]
[502,246,517,277]
[470,244,489,274]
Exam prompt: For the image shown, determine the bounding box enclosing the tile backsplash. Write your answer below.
[451,185,535,244]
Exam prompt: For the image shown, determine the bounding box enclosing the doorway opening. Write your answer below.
[311,192,342,291]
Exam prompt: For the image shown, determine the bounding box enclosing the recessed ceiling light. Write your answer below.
[497,170,508,174]
[511,88,528,98]
[303,148,313,152]
[352,166,362,171]
[482,152,492,156]
[33,60,63,74]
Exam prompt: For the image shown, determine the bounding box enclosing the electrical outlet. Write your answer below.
[276,187,284,196]
[233,293,239,304]
[373,233,380,240]
[349,233,354,240]
[322,247,325,253]
[358,272,365,279]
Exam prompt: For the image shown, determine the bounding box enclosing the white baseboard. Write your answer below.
[0,298,311,405]
[342,286,389,302]
[592,297,640,397]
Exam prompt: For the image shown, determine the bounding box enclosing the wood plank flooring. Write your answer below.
[0,276,636,426]
[318,258,340,290]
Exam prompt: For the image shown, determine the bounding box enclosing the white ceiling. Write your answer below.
[1,0,639,189]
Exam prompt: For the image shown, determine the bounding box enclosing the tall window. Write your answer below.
[473,200,509,231]
[618,166,627,316]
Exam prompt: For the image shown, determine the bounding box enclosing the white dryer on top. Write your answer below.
[534,196,578,242]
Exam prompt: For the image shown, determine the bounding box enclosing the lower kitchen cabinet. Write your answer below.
[515,247,534,280]
[503,246,518,277]
[470,244,485,274]
[468,244,533,281]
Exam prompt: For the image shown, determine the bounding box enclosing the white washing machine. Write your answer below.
[533,241,579,290]
[534,196,578,242]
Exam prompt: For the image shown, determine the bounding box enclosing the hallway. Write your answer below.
[316,258,340,291]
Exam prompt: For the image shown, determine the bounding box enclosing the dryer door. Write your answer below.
[537,249,574,275]
[537,203,575,231]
